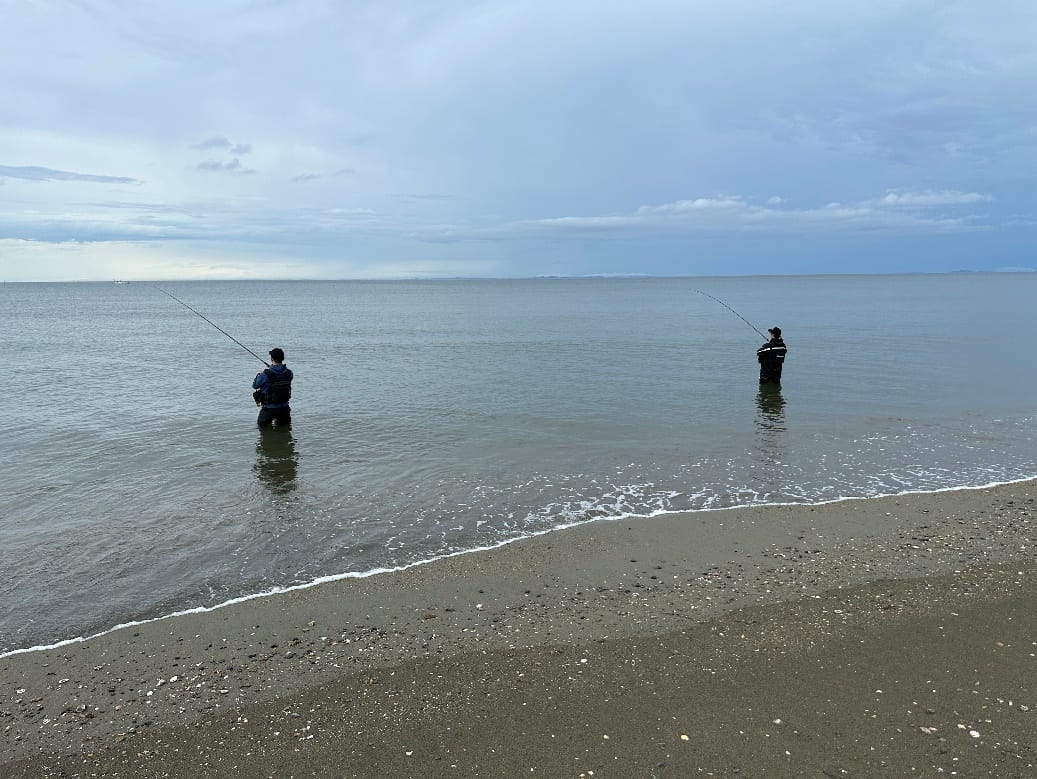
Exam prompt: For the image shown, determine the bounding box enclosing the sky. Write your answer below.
[2,0,1035,281]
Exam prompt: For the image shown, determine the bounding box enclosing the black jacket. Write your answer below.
[757,337,787,382]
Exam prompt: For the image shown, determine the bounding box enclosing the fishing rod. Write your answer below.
[692,289,768,340]
[152,285,269,366]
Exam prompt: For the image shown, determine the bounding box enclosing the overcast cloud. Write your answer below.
[1,0,1034,280]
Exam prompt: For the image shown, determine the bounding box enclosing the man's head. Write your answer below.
[768,327,781,339]
[269,347,285,363]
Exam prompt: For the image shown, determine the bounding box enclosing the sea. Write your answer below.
[3,274,1036,655]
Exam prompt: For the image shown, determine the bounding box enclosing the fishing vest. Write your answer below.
[757,339,787,364]
[262,367,293,404]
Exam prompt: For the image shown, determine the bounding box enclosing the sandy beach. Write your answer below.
[2,480,1035,777]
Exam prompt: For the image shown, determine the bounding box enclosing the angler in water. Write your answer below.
[757,327,787,385]
[253,347,293,427]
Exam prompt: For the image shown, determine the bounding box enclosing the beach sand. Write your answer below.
[2,480,1035,777]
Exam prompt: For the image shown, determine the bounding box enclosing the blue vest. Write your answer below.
[262,367,293,405]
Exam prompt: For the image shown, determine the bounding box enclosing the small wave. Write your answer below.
[4,473,1034,659]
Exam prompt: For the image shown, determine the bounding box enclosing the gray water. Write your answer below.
[3,274,1035,654]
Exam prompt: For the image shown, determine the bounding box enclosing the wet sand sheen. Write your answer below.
[2,480,1035,777]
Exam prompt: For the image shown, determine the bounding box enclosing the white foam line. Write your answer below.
[3,474,1034,660]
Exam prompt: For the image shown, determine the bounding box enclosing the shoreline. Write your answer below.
[6,475,1035,661]
[3,479,1035,776]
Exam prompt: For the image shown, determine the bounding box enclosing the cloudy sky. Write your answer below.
[2,0,1035,281]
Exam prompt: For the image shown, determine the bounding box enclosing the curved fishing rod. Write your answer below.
[692,289,768,340]
[152,285,269,366]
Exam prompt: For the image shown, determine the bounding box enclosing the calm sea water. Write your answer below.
[3,275,1035,653]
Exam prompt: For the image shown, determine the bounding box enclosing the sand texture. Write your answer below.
[2,480,1035,777]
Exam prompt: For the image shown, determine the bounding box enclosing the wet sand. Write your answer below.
[2,480,1035,777]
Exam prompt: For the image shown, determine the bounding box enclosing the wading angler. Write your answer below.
[253,348,293,427]
[757,327,787,385]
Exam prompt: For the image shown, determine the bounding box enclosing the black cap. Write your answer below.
[269,347,285,362]
[768,327,781,337]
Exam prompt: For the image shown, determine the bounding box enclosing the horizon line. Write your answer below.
[6,268,1037,284]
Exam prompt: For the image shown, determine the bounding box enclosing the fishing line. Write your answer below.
[152,285,269,366]
[692,289,768,340]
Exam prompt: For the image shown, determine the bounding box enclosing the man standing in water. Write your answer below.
[252,347,293,427]
[757,327,787,385]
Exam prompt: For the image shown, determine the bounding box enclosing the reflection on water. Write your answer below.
[755,385,786,465]
[254,427,298,495]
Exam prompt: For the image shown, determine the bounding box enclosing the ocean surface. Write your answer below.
[3,274,1036,654]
